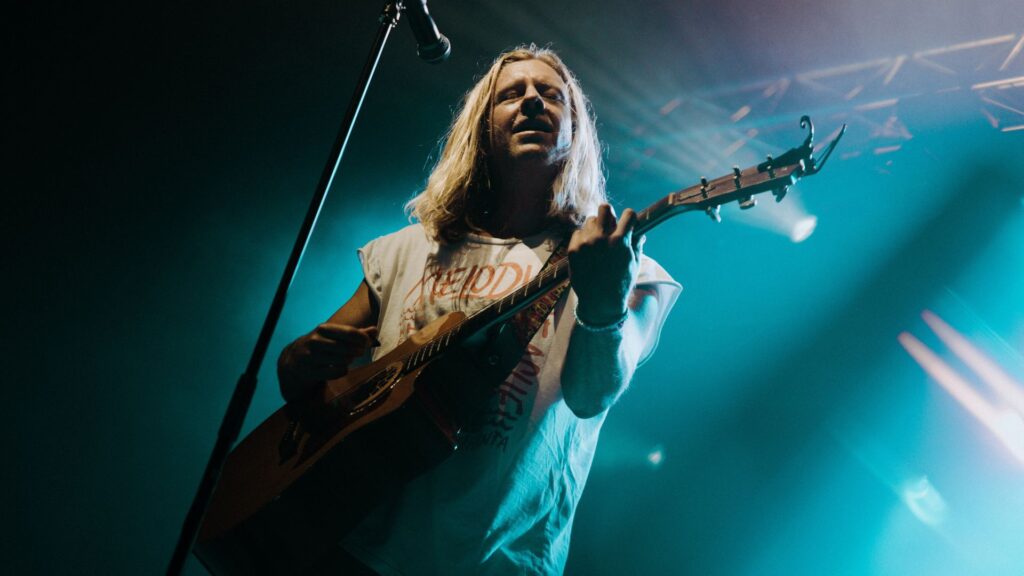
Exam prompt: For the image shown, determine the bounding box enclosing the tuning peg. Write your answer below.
[732,166,742,189]
[773,185,789,203]
[705,205,721,222]
[738,196,757,210]
[700,176,709,198]
[765,154,776,179]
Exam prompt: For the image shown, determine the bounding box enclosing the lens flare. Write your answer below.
[900,476,947,526]
[898,310,1024,465]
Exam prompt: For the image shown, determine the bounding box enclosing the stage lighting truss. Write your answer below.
[617,33,1023,180]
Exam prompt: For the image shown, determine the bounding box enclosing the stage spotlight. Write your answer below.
[722,179,819,242]
[789,216,818,243]
[646,445,665,469]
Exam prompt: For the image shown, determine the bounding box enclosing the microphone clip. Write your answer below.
[399,0,451,63]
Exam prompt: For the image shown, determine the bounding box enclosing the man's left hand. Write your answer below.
[567,204,641,326]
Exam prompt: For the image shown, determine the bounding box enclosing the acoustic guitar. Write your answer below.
[194,116,845,574]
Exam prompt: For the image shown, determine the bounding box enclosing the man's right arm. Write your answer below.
[277,279,381,402]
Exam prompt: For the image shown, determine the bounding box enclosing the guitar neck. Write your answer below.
[401,115,845,372]
[401,177,781,372]
[446,193,688,344]
[418,190,732,372]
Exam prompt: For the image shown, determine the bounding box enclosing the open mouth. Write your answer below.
[514,121,552,133]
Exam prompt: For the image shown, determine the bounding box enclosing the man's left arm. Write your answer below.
[562,283,669,418]
[562,204,672,418]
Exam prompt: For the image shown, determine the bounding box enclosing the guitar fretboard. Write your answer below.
[396,197,684,374]
[393,128,822,375]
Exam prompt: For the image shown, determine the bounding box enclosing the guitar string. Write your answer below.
[418,164,796,360]
[391,195,672,376]
[363,165,795,388]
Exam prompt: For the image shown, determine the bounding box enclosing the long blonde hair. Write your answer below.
[406,45,607,242]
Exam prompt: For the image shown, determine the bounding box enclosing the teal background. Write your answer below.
[8,1,1024,574]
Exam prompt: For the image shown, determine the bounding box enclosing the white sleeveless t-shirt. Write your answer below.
[343,224,680,575]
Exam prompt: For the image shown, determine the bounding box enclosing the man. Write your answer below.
[278,45,680,575]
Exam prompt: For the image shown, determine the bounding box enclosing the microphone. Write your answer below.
[402,0,451,63]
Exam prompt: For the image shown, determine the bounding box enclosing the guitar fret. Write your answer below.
[442,145,814,350]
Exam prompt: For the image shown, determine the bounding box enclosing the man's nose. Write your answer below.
[521,88,544,115]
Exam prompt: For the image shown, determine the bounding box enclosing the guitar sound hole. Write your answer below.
[347,364,402,415]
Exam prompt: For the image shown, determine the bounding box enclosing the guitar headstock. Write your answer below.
[636,116,846,234]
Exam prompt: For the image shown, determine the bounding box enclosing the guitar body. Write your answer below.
[195,312,469,575]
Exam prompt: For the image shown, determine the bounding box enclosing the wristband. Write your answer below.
[573,303,628,332]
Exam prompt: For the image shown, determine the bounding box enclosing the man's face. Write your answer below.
[489,59,573,167]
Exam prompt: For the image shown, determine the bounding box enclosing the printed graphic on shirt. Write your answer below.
[400,250,555,453]
[401,260,535,330]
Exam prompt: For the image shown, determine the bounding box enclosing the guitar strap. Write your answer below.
[508,238,571,347]
[466,233,571,379]
[418,234,572,433]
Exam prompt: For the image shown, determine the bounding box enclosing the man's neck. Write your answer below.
[479,161,558,239]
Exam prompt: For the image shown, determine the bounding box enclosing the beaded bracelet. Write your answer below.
[573,304,628,332]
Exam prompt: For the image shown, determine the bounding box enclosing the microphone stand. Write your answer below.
[166,2,404,574]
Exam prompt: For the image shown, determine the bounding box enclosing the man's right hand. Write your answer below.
[278,323,379,402]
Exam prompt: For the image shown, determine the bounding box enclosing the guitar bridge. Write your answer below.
[278,417,302,463]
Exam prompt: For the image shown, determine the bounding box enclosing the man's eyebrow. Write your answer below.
[495,78,523,90]
[493,77,566,97]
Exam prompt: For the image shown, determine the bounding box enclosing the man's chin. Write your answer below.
[510,144,567,165]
